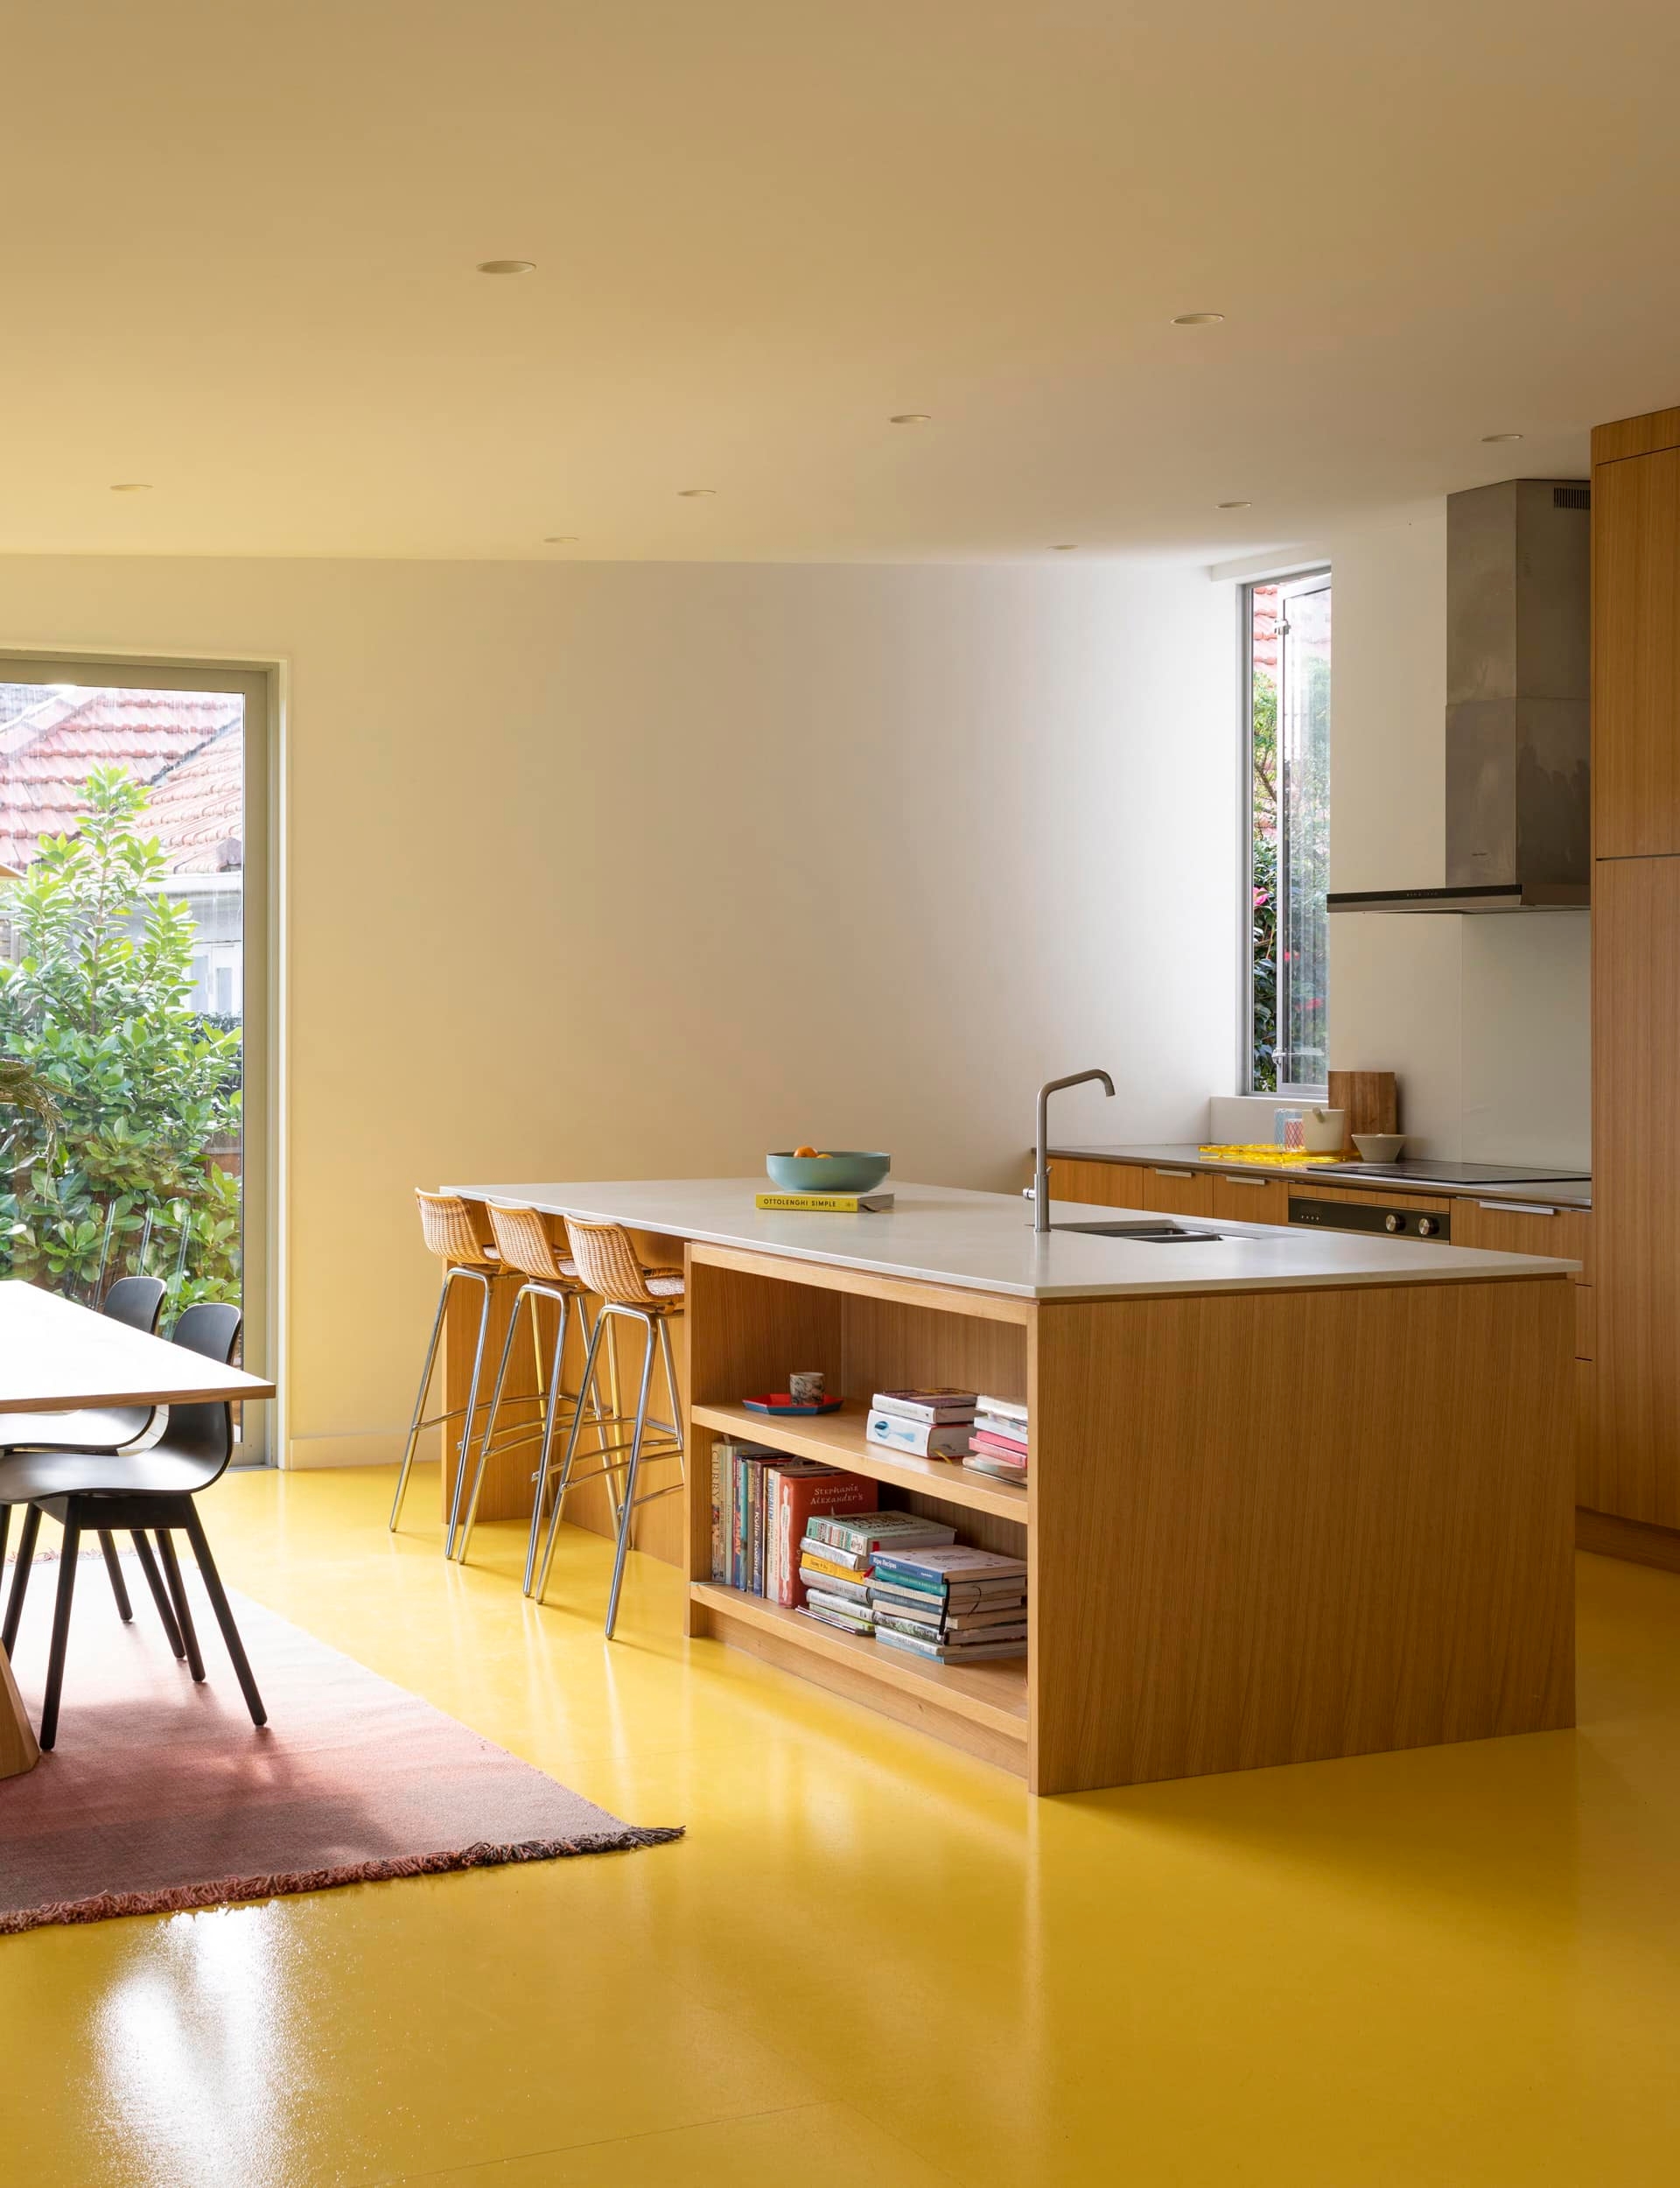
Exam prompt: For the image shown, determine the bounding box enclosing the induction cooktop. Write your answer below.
[1324,1160,1590,1186]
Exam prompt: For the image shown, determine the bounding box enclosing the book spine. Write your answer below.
[864,1415,972,1458]
[755,1191,873,1212]
[710,1441,725,1583]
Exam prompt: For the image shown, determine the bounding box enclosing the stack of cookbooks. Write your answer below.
[869,1544,1029,1661]
[796,1509,956,1637]
[963,1393,1028,1484]
[864,1386,977,1460]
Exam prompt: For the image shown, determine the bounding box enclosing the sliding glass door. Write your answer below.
[0,657,270,1456]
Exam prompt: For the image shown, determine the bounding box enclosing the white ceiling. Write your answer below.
[5,0,1676,563]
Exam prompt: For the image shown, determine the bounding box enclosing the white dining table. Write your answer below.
[0,1280,276,1779]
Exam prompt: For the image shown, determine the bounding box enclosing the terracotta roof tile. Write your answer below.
[0,686,242,873]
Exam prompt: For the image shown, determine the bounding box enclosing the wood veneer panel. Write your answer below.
[1592,410,1680,466]
[693,1588,1028,1775]
[1592,445,1680,857]
[1209,1175,1288,1224]
[1028,1278,1574,1795]
[1042,1158,1139,1210]
[1592,854,1680,1524]
[1452,1199,1592,1280]
[1576,1504,1680,1574]
[691,1242,1030,1325]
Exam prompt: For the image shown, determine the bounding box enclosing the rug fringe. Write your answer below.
[0,1827,686,1936]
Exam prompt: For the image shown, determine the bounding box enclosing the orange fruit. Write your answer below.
[793,1144,819,1159]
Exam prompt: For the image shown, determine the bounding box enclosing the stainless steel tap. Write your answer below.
[1032,1069,1116,1233]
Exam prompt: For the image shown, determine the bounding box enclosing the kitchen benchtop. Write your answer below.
[445,1177,1579,1304]
[1051,1145,1593,1210]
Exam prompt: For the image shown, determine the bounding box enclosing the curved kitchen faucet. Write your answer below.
[1032,1069,1116,1233]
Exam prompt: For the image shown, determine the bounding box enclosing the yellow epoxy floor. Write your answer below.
[6,1468,1680,2187]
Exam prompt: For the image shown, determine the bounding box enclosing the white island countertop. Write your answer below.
[444,1178,1580,1303]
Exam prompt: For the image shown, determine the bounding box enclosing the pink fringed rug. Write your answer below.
[0,1553,681,1934]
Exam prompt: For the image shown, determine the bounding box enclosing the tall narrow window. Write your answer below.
[0,661,270,1456]
[1246,572,1331,1094]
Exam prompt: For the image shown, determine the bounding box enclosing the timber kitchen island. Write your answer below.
[438,1180,1578,1796]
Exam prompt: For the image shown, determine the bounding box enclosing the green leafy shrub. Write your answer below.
[0,766,242,1309]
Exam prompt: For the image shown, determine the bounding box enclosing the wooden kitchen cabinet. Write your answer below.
[1208,1174,1288,1224]
[1590,851,1680,1527]
[1045,1160,1215,1218]
[1592,431,1680,857]
[1450,1198,1593,1282]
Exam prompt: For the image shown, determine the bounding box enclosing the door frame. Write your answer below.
[0,649,284,1463]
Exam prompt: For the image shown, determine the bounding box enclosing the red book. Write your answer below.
[971,1428,1028,1457]
[772,1466,878,1608]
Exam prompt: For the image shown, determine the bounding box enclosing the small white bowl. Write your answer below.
[1352,1133,1406,1162]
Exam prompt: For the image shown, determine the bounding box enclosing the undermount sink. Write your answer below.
[1050,1220,1224,1244]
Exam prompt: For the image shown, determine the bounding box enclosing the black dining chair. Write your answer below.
[0,1301,266,1751]
[0,1274,170,1630]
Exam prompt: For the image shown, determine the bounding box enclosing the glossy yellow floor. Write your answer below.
[6,1468,1680,2186]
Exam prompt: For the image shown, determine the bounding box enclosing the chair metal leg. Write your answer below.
[99,1530,134,1621]
[532,1307,608,1602]
[38,1508,81,1751]
[453,1285,532,1566]
[182,1503,267,1728]
[157,1530,206,1682]
[443,1275,494,1560]
[579,1300,622,1526]
[389,1274,452,1531]
[131,1530,186,1659]
[0,1504,8,1568]
[3,1504,41,1654]
[605,1317,660,1639]
[519,1296,578,1594]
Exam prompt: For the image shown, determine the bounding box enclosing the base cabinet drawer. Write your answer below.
[1046,1161,1216,1218]
[1044,1159,1139,1210]
[1452,1198,1592,1281]
[1209,1175,1288,1224]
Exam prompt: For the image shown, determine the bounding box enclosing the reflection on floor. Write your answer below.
[4,1465,1680,2187]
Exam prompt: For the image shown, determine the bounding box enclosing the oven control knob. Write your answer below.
[1385,1212,1403,1232]
[1418,1216,1439,1238]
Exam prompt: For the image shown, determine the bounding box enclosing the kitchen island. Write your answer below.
[440,1179,1578,1794]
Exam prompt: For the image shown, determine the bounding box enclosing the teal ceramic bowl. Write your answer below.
[766,1151,891,1194]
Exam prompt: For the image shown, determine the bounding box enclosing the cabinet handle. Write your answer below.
[1225,1175,1270,1188]
[1152,1168,1194,1179]
[1479,1200,1561,1216]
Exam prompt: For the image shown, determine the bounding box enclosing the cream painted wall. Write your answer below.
[1,557,1235,1462]
[1320,502,1591,1165]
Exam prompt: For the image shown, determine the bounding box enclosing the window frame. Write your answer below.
[1241,567,1332,1101]
[0,649,280,1462]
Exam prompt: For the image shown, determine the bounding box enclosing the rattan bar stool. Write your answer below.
[531,1217,686,1637]
[452,1202,617,1574]
[389,1190,501,1557]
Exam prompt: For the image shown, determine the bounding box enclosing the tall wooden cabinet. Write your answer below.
[1589,408,1680,1546]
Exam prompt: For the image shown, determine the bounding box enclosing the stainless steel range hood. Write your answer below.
[1327,479,1591,915]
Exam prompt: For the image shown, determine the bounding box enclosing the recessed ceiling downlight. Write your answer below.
[1172,312,1225,326]
[1481,431,1523,443]
[677,487,718,497]
[1217,500,1251,509]
[542,535,579,544]
[109,481,152,493]
[890,412,933,424]
[1050,543,1079,551]
[477,259,535,275]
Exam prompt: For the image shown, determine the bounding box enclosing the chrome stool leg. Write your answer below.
[530,1306,609,1602]
[389,1273,452,1531]
[441,1269,494,1560]
[456,1281,570,1565]
[605,1314,661,1639]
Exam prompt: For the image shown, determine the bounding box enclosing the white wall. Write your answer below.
[1,556,1235,1461]
[1320,502,1591,1164]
